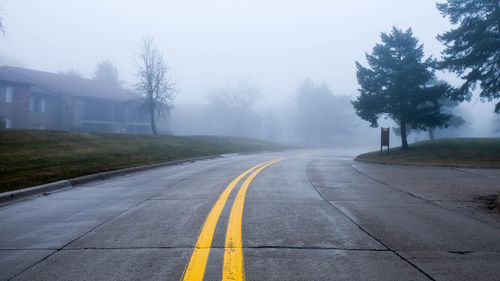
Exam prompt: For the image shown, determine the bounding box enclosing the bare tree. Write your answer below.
[0,7,5,35]
[135,37,176,135]
[207,81,260,137]
[207,81,260,112]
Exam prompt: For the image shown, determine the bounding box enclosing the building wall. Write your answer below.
[0,83,63,130]
[27,92,60,130]
[0,82,154,134]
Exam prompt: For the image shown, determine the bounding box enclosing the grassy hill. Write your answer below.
[357,138,500,167]
[0,129,286,193]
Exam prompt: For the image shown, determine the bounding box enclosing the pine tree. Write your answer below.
[437,0,500,113]
[352,27,451,149]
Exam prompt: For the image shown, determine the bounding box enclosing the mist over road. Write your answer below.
[1,150,499,281]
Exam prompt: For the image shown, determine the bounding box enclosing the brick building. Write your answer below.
[0,66,152,134]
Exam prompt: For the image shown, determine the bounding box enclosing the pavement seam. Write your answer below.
[5,198,153,281]
[0,248,58,251]
[58,246,390,251]
[349,162,500,230]
[348,163,424,200]
[354,157,500,169]
[305,161,437,281]
[6,247,500,253]
[452,168,498,179]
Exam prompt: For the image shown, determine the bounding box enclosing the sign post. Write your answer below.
[381,127,390,155]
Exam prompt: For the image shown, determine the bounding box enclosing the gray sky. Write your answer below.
[1,0,454,102]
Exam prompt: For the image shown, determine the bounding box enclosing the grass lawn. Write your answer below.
[357,138,500,167]
[0,129,286,193]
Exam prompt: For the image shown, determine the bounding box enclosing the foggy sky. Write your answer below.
[0,0,453,98]
[0,0,497,136]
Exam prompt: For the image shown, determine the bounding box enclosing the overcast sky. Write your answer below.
[1,0,456,102]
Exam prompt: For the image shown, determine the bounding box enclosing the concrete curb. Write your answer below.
[0,155,221,205]
[354,157,500,169]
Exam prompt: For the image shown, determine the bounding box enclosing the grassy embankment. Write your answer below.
[0,129,286,193]
[357,138,500,167]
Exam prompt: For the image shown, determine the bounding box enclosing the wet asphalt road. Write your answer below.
[1,150,499,281]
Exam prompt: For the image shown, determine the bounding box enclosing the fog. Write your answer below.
[1,0,498,147]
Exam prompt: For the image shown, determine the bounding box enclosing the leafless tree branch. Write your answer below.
[135,36,176,134]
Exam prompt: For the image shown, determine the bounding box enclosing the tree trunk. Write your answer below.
[400,121,409,150]
[150,108,157,135]
[428,128,434,140]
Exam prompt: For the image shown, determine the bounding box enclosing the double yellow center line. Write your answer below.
[182,158,284,281]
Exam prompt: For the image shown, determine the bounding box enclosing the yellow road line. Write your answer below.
[182,160,275,281]
[223,158,285,281]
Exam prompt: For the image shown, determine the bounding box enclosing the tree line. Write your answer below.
[1,0,497,142]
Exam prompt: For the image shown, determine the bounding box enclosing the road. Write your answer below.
[1,150,499,280]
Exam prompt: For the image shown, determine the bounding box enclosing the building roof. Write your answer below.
[0,65,135,101]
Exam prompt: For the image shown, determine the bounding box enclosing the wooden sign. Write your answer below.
[381,127,389,155]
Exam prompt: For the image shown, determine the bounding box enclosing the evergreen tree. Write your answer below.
[295,80,355,144]
[94,60,122,87]
[427,98,465,139]
[352,27,451,149]
[437,0,500,113]
[427,78,465,139]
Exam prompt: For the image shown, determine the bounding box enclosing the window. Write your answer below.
[29,96,36,111]
[5,118,12,128]
[41,97,46,112]
[30,95,46,112]
[0,86,13,104]
[5,87,13,103]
